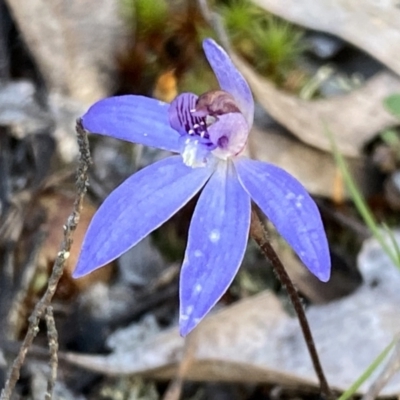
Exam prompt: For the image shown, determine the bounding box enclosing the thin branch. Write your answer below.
[7,230,46,339]
[162,332,198,400]
[0,120,91,400]
[250,209,332,400]
[44,306,58,400]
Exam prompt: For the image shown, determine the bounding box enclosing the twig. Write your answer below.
[250,209,332,399]
[7,230,46,339]
[162,332,197,400]
[44,306,58,400]
[0,120,91,400]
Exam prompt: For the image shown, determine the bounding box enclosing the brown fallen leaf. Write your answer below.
[62,232,400,395]
[245,125,373,198]
[251,0,400,77]
[234,53,400,157]
[6,186,113,339]
[5,0,128,104]
[38,190,113,295]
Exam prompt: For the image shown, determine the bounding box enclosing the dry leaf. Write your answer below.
[251,0,400,76]
[234,53,400,157]
[245,125,373,197]
[63,233,400,395]
[38,191,113,294]
[5,0,128,104]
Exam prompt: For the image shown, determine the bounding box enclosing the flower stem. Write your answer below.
[250,208,332,399]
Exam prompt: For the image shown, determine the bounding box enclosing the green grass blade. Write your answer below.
[338,340,395,400]
[325,125,400,268]
[382,223,400,262]
[384,94,400,119]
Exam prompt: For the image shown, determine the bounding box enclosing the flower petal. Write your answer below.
[169,92,199,135]
[203,39,254,127]
[82,95,181,152]
[179,161,251,336]
[73,156,213,278]
[235,158,331,282]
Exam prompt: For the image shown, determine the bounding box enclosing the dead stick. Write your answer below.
[161,330,198,400]
[0,120,91,400]
[44,306,58,400]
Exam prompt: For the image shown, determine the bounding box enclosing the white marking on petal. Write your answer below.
[182,141,207,167]
[180,138,219,169]
[209,229,220,243]
[195,284,202,293]
[186,305,194,315]
[194,250,203,257]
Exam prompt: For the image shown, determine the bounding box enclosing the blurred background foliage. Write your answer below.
[117,0,309,101]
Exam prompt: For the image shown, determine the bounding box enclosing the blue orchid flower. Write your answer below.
[73,38,331,336]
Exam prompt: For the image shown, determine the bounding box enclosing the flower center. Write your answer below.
[169,91,249,167]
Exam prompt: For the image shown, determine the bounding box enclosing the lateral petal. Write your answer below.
[179,161,251,336]
[73,156,213,278]
[82,95,181,152]
[235,158,331,282]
